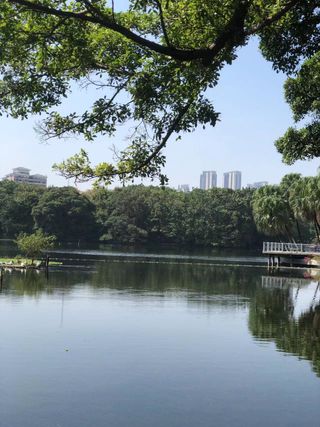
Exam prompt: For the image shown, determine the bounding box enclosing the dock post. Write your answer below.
[0,267,3,289]
[45,255,49,279]
[277,256,280,269]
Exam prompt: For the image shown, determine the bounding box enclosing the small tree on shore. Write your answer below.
[15,230,56,264]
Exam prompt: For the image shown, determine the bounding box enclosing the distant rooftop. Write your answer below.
[3,167,47,187]
[12,167,31,172]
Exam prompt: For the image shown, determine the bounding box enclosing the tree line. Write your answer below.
[0,180,263,247]
[89,185,261,247]
[1,175,317,247]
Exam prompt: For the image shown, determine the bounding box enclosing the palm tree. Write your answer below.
[280,174,303,241]
[290,177,320,242]
[252,185,294,241]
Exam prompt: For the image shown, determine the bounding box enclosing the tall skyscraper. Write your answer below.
[200,171,217,190]
[223,171,241,190]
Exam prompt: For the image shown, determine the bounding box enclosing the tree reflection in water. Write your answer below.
[249,272,320,376]
[2,261,320,376]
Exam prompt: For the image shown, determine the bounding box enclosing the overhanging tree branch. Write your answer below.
[208,0,250,58]
[40,78,132,140]
[155,0,171,47]
[54,97,195,183]
[246,0,302,35]
[2,0,317,184]
[7,0,210,61]
[134,101,193,172]
[7,0,303,64]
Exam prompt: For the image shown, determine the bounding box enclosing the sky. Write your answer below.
[0,38,318,190]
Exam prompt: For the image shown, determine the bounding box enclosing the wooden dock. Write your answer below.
[263,242,320,268]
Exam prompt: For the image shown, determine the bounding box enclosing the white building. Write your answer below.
[178,184,190,192]
[247,181,268,189]
[4,167,47,187]
[200,171,217,190]
[223,171,242,190]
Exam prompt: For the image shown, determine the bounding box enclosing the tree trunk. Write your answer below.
[313,213,320,242]
[296,220,302,242]
[315,215,320,238]
[284,224,292,242]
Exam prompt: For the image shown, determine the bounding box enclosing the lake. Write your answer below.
[0,247,320,427]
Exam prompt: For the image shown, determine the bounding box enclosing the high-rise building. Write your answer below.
[4,167,47,187]
[247,181,268,189]
[200,171,217,190]
[178,184,190,192]
[223,171,241,190]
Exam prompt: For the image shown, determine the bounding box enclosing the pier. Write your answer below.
[263,242,320,268]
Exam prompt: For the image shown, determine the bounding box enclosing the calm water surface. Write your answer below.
[0,254,320,427]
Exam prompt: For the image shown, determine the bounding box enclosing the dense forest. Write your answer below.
[0,181,263,248]
[0,177,315,248]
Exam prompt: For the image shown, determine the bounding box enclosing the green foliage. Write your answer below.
[273,47,320,164]
[252,185,294,239]
[259,1,320,164]
[0,1,318,182]
[0,180,45,237]
[32,186,99,241]
[252,174,320,243]
[15,230,56,261]
[0,182,99,242]
[259,1,320,74]
[3,178,320,248]
[249,284,320,377]
[89,185,262,247]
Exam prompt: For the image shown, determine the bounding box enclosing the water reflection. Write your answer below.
[1,262,320,378]
[0,267,95,296]
[249,272,320,376]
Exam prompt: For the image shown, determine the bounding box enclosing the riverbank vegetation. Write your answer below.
[0,175,317,248]
[0,180,262,247]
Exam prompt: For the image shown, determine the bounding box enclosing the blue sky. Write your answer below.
[0,38,318,189]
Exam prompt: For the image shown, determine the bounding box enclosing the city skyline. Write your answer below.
[2,164,312,192]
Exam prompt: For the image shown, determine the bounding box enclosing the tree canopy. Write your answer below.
[0,181,263,247]
[252,174,318,243]
[0,1,319,184]
[32,186,99,241]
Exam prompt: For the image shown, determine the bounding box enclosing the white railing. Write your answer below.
[263,242,320,254]
[261,276,306,288]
